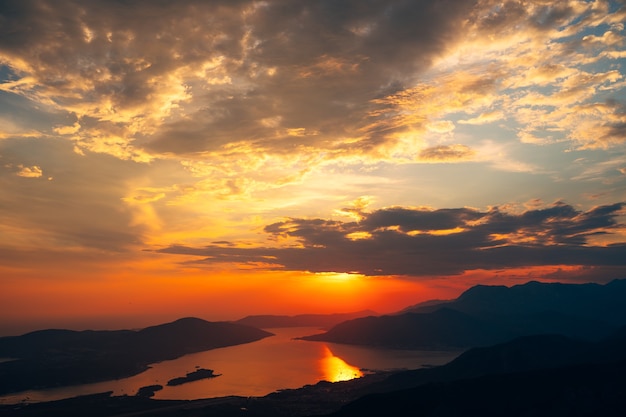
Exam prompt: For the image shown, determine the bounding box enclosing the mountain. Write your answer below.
[0,317,272,395]
[301,280,626,349]
[301,308,611,349]
[234,310,378,329]
[5,328,626,417]
[395,299,452,315]
[301,308,506,348]
[408,279,626,325]
[327,360,626,416]
[363,333,596,394]
[325,328,626,416]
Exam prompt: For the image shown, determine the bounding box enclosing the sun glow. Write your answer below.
[320,345,363,382]
[314,272,363,282]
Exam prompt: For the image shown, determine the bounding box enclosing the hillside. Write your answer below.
[4,326,626,417]
[320,325,626,416]
[301,280,626,349]
[408,279,626,324]
[0,318,273,395]
[328,360,626,416]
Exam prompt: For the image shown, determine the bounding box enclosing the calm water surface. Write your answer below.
[0,327,461,404]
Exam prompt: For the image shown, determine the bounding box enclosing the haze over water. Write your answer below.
[0,327,460,405]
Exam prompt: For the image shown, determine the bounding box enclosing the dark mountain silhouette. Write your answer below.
[5,327,626,417]
[362,332,602,394]
[324,327,626,416]
[234,310,377,329]
[395,298,452,314]
[4,280,626,416]
[301,308,610,349]
[409,279,626,325]
[302,308,506,348]
[302,280,625,349]
[326,360,626,417]
[0,317,272,395]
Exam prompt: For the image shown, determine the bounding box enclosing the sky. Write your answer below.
[1,0,626,335]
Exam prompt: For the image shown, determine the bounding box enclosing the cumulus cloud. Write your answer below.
[0,0,476,163]
[15,164,43,178]
[158,201,626,276]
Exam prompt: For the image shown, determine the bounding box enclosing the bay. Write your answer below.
[0,327,461,404]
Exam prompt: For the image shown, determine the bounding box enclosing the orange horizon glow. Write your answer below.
[1,255,606,337]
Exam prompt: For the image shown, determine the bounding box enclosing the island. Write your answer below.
[167,368,220,386]
[135,384,163,398]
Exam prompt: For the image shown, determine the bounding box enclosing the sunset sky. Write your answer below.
[1,0,625,335]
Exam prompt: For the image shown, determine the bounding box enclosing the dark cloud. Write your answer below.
[361,207,485,232]
[0,0,248,119]
[0,0,480,157]
[147,0,480,154]
[158,202,626,276]
[2,0,618,159]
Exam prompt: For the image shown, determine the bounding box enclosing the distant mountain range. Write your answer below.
[302,279,626,349]
[0,317,272,395]
[3,280,626,416]
[234,310,377,329]
[6,321,625,416]
[407,279,626,323]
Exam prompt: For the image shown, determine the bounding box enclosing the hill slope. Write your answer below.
[325,326,626,416]
[0,317,273,395]
[302,280,626,349]
[409,279,626,324]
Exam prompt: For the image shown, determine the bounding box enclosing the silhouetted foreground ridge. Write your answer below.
[325,326,626,416]
[4,326,626,416]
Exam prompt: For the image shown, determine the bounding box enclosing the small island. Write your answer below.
[166,368,220,386]
[135,384,163,398]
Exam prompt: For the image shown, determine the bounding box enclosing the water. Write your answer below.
[0,327,461,404]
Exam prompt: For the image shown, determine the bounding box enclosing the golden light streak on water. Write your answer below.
[320,345,364,382]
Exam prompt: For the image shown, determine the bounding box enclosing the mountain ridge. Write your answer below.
[302,279,626,349]
[325,326,626,416]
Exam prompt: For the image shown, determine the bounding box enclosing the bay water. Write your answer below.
[0,327,460,404]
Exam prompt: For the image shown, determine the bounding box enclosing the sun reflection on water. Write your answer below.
[320,345,364,382]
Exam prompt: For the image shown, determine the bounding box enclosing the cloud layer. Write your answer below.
[0,1,625,289]
[159,202,626,276]
[2,0,624,168]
